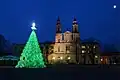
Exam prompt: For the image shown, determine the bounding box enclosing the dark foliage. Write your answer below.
[0,34,12,56]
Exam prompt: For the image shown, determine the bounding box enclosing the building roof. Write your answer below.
[64,31,71,34]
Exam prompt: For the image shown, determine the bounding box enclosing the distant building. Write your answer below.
[0,55,19,66]
[81,41,101,64]
[100,52,120,64]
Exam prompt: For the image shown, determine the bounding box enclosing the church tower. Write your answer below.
[72,17,80,42]
[55,16,63,42]
[56,16,61,33]
[54,16,63,55]
[72,17,78,33]
[72,17,81,63]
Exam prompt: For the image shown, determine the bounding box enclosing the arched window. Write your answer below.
[58,46,60,52]
[66,45,70,51]
[58,39,60,43]
[62,33,64,40]
[71,34,73,40]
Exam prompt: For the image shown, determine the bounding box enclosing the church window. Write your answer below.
[71,34,73,40]
[58,46,60,52]
[62,34,64,40]
[74,27,78,32]
[58,57,60,59]
[82,46,85,48]
[58,39,60,43]
[66,45,70,51]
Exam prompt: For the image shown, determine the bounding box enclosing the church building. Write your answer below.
[48,17,81,64]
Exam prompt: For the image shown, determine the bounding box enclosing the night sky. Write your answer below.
[0,0,119,47]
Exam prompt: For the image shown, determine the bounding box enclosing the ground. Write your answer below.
[0,65,119,80]
[1,64,120,68]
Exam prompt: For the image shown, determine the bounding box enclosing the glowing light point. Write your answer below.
[68,57,71,60]
[113,5,116,8]
[31,22,37,30]
[60,57,63,60]
[95,55,98,58]
[52,57,55,60]
[101,58,103,61]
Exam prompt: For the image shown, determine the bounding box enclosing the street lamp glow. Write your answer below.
[95,55,98,58]
[68,57,71,60]
[60,57,63,60]
[101,58,103,61]
[52,57,55,60]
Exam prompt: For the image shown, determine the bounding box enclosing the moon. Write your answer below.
[113,5,116,8]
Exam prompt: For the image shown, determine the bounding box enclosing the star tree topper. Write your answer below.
[31,22,37,30]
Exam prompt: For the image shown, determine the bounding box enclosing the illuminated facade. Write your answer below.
[46,17,101,64]
[48,17,81,64]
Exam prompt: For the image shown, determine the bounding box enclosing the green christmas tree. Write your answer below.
[15,22,46,68]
